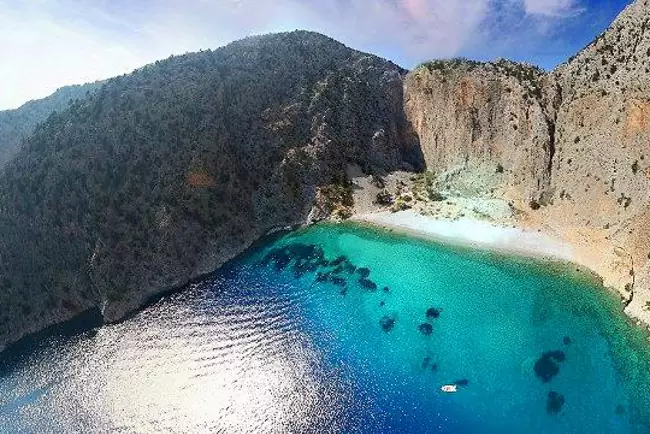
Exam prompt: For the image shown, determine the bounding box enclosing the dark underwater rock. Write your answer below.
[330,256,348,266]
[359,278,378,291]
[546,391,565,414]
[454,379,469,387]
[316,272,330,283]
[380,316,395,332]
[383,286,390,293]
[534,350,566,383]
[426,307,441,320]
[357,267,371,278]
[263,243,328,274]
[418,323,433,335]
[330,276,347,287]
[263,248,292,270]
[563,336,572,345]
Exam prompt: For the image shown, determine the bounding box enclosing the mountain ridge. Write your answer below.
[0,30,421,351]
[0,82,104,168]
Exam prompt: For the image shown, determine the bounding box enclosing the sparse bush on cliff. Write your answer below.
[321,173,355,218]
[417,58,482,75]
[429,191,447,202]
[529,199,541,210]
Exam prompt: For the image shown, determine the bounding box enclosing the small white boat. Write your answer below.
[441,384,457,393]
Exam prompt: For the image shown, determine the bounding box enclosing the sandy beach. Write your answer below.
[353,210,577,264]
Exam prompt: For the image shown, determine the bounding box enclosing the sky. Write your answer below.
[0,0,633,110]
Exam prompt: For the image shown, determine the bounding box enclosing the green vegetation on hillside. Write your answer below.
[0,31,423,345]
[0,83,102,168]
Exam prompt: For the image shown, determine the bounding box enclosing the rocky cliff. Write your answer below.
[405,59,556,200]
[0,31,422,351]
[402,0,650,324]
[550,0,650,322]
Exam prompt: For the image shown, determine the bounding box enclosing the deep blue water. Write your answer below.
[1,223,650,433]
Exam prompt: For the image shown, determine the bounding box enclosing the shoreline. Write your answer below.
[349,210,647,314]
[0,209,647,357]
[350,209,650,334]
[352,210,578,265]
[346,169,650,333]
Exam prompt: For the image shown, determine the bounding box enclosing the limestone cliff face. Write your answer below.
[550,0,650,228]
[402,0,650,322]
[548,0,650,319]
[404,59,556,200]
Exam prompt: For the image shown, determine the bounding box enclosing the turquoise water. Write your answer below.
[1,223,650,432]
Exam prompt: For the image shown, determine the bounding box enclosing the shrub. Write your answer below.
[429,191,447,202]
[390,199,412,213]
[375,190,394,206]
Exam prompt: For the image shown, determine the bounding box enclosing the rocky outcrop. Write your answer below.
[0,31,423,352]
[402,0,650,324]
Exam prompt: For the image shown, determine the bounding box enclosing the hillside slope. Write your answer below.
[0,83,102,168]
[0,31,422,350]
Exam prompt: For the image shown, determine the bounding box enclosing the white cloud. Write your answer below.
[0,0,583,110]
[522,0,584,17]
[0,2,144,110]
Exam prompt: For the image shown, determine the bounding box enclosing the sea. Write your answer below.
[1,223,649,433]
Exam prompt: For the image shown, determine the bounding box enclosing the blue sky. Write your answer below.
[0,0,633,110]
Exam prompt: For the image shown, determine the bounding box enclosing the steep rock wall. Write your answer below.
[404,59,556,200]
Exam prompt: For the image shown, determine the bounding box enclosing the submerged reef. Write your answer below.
[418,323,433,335]
[357,267,371,278]
[534,351,566,383]
[546,391,565,414]
[359,278,378,291]
[263,242,455,371]
[426,307,441,320]
[380,316,396,332]
[263,243,389,299]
